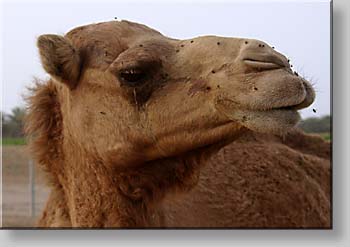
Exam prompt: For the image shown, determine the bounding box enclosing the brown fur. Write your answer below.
[163,131,330,228]
[25,80,63,186]
[25,20,328,228]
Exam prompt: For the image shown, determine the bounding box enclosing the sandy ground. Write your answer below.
[2,146,50,227]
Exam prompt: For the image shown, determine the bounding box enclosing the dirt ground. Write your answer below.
[2,146,50,227]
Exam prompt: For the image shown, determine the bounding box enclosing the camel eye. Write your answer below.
[119,68,147,86]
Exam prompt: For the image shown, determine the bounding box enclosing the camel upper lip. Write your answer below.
[262,80,315,111]
[217,77,314,114]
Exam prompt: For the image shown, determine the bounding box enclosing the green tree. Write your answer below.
[1,107,26,138]
[298,115,331,133]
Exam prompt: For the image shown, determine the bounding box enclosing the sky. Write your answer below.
[1,0,331,118]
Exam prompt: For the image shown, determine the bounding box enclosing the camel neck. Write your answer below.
[58,140,158,227]
[56,131,218,227]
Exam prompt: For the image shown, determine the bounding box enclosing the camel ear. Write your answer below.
[37,34,81,89]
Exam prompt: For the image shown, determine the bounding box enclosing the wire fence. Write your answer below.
[29,160,36,218]
[2,159,49,227]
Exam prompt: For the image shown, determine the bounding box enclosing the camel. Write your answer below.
[25,20,330,228]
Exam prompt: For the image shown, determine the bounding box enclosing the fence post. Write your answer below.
[29,160,35,217]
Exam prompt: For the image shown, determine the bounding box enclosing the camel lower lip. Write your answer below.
[222,108,301,134]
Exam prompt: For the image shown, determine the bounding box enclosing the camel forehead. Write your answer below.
[67,20,161,38]
[66,20,165,48]
[65,21,172,69]
[65,20,242,45]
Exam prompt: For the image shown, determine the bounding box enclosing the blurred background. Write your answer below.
[1,0,331,227]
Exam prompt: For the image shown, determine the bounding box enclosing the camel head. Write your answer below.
[36,20,314,168]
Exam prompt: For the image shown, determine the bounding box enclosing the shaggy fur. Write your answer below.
[25,82,241,227]
[25,80,63,186]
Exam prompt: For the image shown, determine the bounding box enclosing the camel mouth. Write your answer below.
[215,98,299,134]
[252,79,315,113]
[254,99,309,112]
[215,81,315,135]
[223,82,314,134]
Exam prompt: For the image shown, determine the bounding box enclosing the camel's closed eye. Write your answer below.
[117,60,162,87]
[118,67,148,86]
[111,47,163,88]
[108,52,164,105]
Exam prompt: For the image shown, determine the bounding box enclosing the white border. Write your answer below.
[1,0,349,247]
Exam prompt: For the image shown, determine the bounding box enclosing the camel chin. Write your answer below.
[225,108,301,135]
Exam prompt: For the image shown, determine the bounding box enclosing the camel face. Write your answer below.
[37,20,314,167]
[162,35,315,135]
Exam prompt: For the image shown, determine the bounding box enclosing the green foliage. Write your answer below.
[2,107,26,138]
[298,115,331,133]
[319,133,331,141]
[2,137,26,145]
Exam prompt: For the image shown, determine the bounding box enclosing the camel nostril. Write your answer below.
[240,40,290,70]
[243,57,285,70]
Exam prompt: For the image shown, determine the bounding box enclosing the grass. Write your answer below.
[1,137,26,145]
[315,133,331,141]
